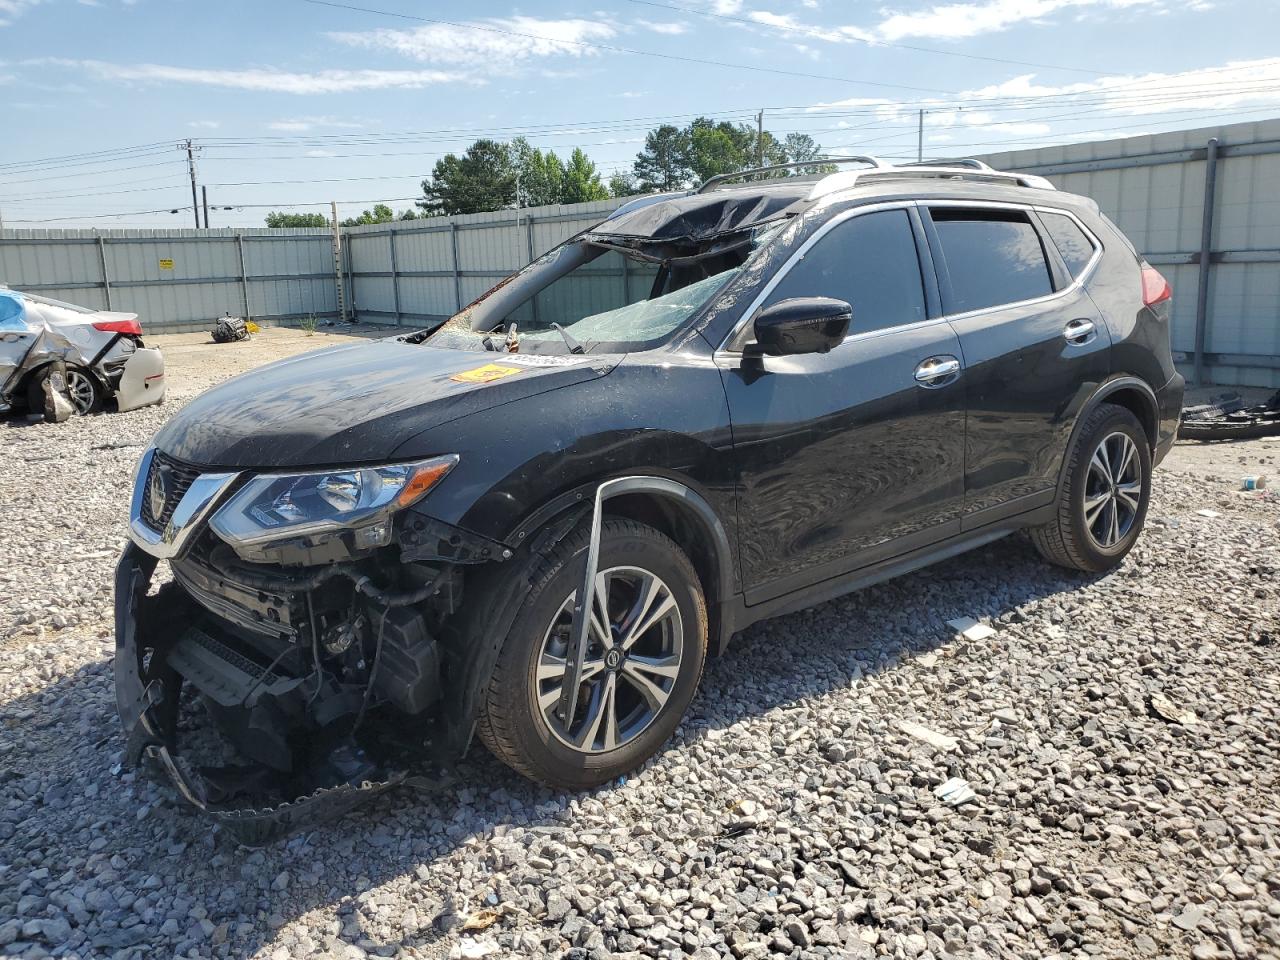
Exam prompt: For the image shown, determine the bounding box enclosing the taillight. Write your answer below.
[93,318,142,335]
[1141,264,1171,307]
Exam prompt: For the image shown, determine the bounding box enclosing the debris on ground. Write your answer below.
[1196,509,1222,518]
[946,616,997,641]
[1181,389,1280,441]
[460,909,501,932]
[933,777,978,806]
[211,313,251,343]
[1148,692,1199,726]
[897,719,959,751]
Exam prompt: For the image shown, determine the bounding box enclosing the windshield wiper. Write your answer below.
[551,322,585,355]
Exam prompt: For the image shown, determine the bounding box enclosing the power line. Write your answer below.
[300,0,959,95]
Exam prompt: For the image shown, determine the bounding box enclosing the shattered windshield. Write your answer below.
[428,220,785,354]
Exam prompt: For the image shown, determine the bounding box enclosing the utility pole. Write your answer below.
[756,109,765,167]
[331,200,347,323]
[178,139,201,228]
[202,186,210,230]
[917,109,925,163]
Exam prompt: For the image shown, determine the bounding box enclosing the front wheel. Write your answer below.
[1031,403,1152,572]
[477,519,707,790]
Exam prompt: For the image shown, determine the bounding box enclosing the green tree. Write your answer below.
[419,139,517,216]
[561,148,609,204]
[514,139,568,207]
[608,171,637,198]
[630,118,824,190]
[340,203,396,227]
[264,211,329,228]
[399,208,419,221]
[633,124,693,191]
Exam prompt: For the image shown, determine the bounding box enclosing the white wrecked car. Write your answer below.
[0,287,166,415]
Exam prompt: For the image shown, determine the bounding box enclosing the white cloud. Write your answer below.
[329,17,616,68]
[267,116,364,132]
[642,21,688,34]
[187,120,220,129]
[0,0,41,26]
[873,0,1159,41]
[33,59,471,94]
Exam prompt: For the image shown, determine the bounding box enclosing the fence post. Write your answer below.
[236,234,251,319]
[388,229,402,326]
[450,221,463,311]
[96,235,113,310]
[1193,136,1220,386]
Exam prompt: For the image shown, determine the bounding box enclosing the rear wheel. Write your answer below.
[1031,403,1151,572]
[26,365,103,415]
[477,519,707,790]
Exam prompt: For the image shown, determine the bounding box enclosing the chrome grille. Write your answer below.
[139,450,202,531]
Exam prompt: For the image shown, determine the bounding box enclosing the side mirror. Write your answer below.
[749,297,851,356]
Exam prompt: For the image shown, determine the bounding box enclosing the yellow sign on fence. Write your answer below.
[159,259,174,270]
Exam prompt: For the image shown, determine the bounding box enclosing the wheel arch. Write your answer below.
[506,475,737,653]
[1055,375,1159,498]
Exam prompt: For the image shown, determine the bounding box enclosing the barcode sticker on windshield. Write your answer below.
[450,363,524,384]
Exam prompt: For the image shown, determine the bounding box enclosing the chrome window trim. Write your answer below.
[716,198,1103,356]
[128,446,240,560]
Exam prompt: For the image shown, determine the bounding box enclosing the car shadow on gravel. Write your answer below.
[1,534,1101,957]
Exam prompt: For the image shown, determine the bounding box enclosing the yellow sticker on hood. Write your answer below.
[450,363,524,384]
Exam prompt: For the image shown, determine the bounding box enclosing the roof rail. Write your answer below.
[900,158,994,171]
[695,156,890,194]
[807,162,1056,199]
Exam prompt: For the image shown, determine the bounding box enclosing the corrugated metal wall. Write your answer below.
[4,119,1278,386]
[342,199,623,326]
[0,227,337,333]
[981,117,1280,388]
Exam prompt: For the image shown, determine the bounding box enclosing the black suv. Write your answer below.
[115,157,1182,832]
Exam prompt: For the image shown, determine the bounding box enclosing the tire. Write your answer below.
[1030,403,1152,573]
[477,518,708,790]
[26,365,104,415]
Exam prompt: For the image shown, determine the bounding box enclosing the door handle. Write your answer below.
[1064,318,1096,344]
[914,355,961,386]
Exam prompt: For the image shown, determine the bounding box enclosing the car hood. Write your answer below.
[153,338,619,467]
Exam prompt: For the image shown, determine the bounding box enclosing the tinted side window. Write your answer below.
[930,209,1053,313]
[1041,211,1097,277]
[764,209,926,336]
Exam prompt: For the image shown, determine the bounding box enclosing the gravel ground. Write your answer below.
[2,329,1278,960]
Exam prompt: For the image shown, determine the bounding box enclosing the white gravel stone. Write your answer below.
[2,330,1279,959]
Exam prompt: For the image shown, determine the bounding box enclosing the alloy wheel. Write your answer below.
[536,565,684,754]
[64,369,97,414]
[1083,430,1142,549]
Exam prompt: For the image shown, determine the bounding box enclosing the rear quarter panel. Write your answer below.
[1080,211,1179,389]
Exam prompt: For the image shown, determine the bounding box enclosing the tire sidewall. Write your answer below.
[1069,409,1152,566]
[500,525,706,787]
[26,364,103,415]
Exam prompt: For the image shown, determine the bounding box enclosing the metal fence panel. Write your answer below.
[982,116,1280,387]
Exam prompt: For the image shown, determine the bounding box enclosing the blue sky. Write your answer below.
[2,0,1278,228]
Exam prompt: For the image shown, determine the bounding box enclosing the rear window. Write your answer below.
[930,209,1053,314]
[1041,211,1098,277]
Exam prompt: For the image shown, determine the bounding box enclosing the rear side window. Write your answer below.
[763,209,926,336]
[930,209,1053,313]
[1041,211,1098,277]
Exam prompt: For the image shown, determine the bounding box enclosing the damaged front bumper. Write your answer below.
[113,544,424,845]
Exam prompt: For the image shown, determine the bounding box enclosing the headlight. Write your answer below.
[209,454,458,551]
